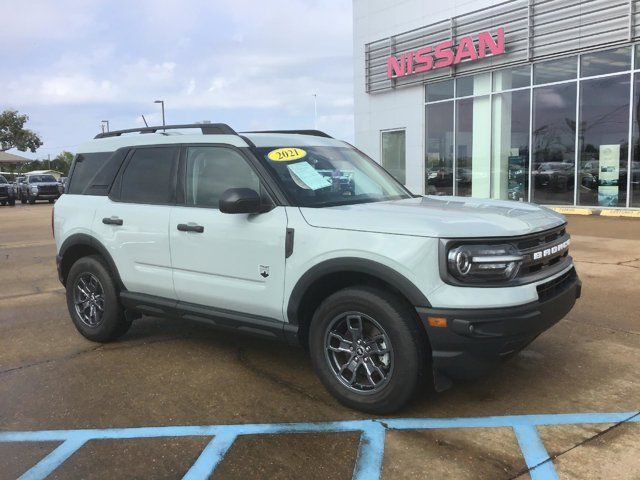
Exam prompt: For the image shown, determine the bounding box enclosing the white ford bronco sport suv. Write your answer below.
[54,124,581,413]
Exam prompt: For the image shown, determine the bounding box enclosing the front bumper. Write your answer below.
[0,191,16,200]
[417,267,581,382]
[33,194,61,200]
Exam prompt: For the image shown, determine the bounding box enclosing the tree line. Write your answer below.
[1,109,73,175]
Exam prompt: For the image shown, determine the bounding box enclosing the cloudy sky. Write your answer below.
[0,0,353,160]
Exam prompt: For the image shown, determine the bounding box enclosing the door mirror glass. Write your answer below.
[219,188,262,214]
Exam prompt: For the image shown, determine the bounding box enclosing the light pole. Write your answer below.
[313,94,318,130]
[154,100,165,131]
[101,120,109,133]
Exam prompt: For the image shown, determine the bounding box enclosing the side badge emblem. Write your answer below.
[259,265,270,278]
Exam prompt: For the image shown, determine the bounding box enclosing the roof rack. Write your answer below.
[94,123,238,139]
[243,129,333,139]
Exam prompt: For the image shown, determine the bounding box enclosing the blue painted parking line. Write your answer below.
[1,411,638,480]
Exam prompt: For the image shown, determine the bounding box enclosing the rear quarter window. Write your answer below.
[68,152,113,194]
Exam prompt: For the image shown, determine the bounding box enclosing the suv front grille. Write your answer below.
[37,185,58,195]
[516,225,570,279]
[536,267,577,302]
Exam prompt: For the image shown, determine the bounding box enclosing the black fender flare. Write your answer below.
[58,233,125,289]
[286,257,431,325]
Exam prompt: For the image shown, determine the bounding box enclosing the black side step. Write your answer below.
[120,291,298,345]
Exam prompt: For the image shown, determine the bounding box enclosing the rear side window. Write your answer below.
[120,147,178,205]
[68,152,112,194]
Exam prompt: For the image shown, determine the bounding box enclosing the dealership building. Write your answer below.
[354,0,640,209]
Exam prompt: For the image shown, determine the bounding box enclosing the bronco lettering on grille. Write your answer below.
[532,239,570,260]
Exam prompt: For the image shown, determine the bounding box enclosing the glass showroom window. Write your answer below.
[531,82,577,205]
[580,47,631,78]
[631,73,640,208]
[381,129,406,184]
[456,95,491,197]
[492,89,530,201]
[578,74,630,207]
[534,56,577,85]
[425,100,454,195]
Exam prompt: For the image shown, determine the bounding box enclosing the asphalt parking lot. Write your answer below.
[1,202,639,479]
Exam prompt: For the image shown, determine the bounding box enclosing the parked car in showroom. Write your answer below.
[0,175,17,206]
[54,124,581,413]
[19,174,63,204]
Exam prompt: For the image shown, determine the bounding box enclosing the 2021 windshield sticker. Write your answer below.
[267,147,307,162]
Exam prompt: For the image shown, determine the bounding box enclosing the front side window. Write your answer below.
[120,147,178,204]
[0,175,7,184]
[185,146,260,208]
[253,145,411,208]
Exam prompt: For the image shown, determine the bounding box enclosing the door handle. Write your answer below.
[102,217,123,226]
[177,223,204,233]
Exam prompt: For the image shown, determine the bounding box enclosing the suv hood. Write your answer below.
[299,196,566,238]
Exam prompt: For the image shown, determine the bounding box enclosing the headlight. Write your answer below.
[447,244,523,282]
[31,186,39,193]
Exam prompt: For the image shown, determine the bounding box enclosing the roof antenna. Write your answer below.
[141,115,149,127]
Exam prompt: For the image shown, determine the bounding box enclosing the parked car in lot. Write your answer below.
[532,162,575,192]
[19,174,63,204]
[0,175,17,206]
[54,124,581,413]
[15,176,26,198]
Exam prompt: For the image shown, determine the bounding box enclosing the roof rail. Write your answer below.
[243,129,333,139]
[94,123,238,139]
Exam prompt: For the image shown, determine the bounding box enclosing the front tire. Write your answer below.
[20,194,26,204]
[66,255,131,342]
[8,198,15,206]
[309,286,427,414]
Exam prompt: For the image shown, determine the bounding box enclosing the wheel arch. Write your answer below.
[287,257,431,347]
[58,233,125,290]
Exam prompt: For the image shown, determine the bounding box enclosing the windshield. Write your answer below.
[28,175,56,183]
[0,175,6,184]
[253,146,412,207]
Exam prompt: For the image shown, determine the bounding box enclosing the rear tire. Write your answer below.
[66,255,132,342]
[0,201,5,206]
[309,286,427,414]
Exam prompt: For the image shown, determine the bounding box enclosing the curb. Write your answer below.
[550,207,640,218]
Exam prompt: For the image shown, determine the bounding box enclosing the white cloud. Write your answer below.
[0,0,355,155]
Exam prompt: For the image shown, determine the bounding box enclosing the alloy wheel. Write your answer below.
[73,273,105,327]
[324,312,393,394]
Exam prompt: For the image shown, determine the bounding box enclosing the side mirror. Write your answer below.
[219,188,262,214]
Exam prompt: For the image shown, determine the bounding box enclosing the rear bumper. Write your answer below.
[417,268,581,381]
